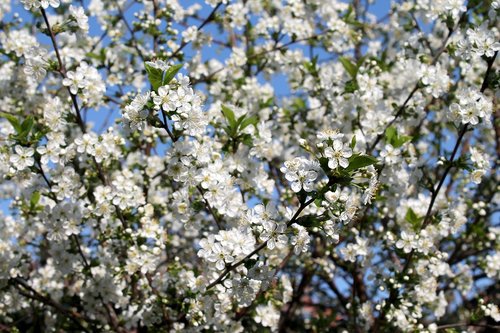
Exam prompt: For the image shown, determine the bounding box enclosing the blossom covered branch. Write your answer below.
[0,0,499,332]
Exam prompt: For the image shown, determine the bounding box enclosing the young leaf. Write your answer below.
[19,117,34,139]
[0,112,21,133]
[240,133,253,146]
[222,126,232,136]
[329,174,353,186]
[191,200,205,213]
[236,115,246,127]
[163,64,183,85]
[385,126,397,145]
[339,56,358,78]
[30,191,41,208]
[405,208,418,223]
[292,97,306,110]
[221,105,237,134]
[295,214,322,228]
[405,208,422,230]
[356,55,367,69]
[394,135,412,148]
[345,155,378,172]
[145,63,163,91]
[221,105,236,126]
[344,79,359,94]
[343,5,353,21]
[239,116,258,130]
[385,126,412,148]
[314,198,323,207]
[350,135,357,149]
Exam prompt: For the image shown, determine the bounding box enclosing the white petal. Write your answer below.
[291,182,302,193]
[333,140,343,151]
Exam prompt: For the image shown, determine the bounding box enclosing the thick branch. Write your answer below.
[10,278,93,332]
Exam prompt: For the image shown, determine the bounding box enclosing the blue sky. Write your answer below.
[0,0,406,246]
[3,0,497,315]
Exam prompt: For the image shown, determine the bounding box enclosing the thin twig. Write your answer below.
[368,13,466,152]
[168,3,222,60]
[205,197,316,291]
[40,8,86,133]
[10,278,93,332]
[196,185,222,229]
[372,50,498,331]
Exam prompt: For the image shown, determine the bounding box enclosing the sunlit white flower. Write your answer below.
[10,145,35,170]
[324,139,352,169]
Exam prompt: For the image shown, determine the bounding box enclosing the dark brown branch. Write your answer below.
[193,29,333,84]
[10,278,93,332]
[112,0,146,61]
[372,50,498,332]
[368,13,466,152]
[320,275,349,311]
[40,8,86,133]
[437,323,500,330]
[168,3,222,60]
[205,196,316,290]
[196,185,222,229]
[278,265,316,332]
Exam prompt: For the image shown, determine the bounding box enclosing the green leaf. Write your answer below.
[236,115,246,127]
[295,214,322,228]
[405,208,418,224]
[86,51,105,62]
[343,5,353,21]
[239,115,258,130]
[329,174,352,186]
[356,56,367,69]
[244,258,258,269]
[145,63,163,91]
[345,155,378,172]
[144,61,183,92]
[32,128,48,142]
[19,116,34,139]
[344,79,359,94]
[345,18,365,28]
[385,126,397,145]
[394,135,412,148]
[405,208,422,230]
[222,126,232,136]
[240,133,253,146]
[30,191,41,208]
[350,135,357,149]
[0,112,21,132]
[292,98,306,110]
[303,57,319,76]
[339,56,358,78]
[221,105,237,131]
[319,157,330,173]
[454,156,472,171]
[385,126,412,148]
[260,97,274,108]
[191,200,205,213]
[163,64,183,85]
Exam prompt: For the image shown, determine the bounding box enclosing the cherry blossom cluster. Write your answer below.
[0,0,499,332]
